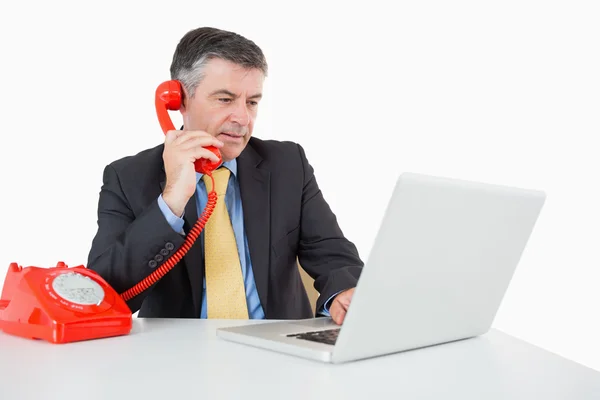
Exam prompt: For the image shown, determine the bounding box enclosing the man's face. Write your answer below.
[181,57,265,161]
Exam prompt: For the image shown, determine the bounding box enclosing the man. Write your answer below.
[87,27,363,325]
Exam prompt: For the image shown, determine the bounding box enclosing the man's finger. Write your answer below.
[335,293,352,310]
[175,130,214,144]
[334,308,347,325]
[330,302,346,325]
[330,303,340,324]
[180,136,224,151]
[164,129,183,144]
[331,309,340,324]
[339,297,351,310]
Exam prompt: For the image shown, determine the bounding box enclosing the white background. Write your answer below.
[0,0,598,372]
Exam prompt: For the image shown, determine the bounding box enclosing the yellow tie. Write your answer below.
[202,168,249,319]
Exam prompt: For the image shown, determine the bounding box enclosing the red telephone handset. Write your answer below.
[154,80,222,174]
[0,80,221,343]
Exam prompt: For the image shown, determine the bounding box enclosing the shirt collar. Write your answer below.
[195,158,237,183]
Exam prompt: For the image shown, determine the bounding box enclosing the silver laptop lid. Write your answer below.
[332,172,545,363]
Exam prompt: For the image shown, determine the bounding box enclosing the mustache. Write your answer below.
[219,126,248,136]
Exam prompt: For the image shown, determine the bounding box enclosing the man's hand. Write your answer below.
[329,288,355,325]
[162,130,224,216]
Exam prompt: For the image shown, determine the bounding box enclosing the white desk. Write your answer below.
[0,318,598,399]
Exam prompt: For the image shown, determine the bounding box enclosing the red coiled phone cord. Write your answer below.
[119,173,217,302]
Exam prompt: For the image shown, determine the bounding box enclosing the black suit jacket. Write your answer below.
[87,137,364,319]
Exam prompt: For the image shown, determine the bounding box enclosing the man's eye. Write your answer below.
[248,101,258,106]
[219,98,232,103]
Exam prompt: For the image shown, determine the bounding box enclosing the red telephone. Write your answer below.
[0,80,221,343]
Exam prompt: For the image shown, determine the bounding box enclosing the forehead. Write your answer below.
[198,58,264,93]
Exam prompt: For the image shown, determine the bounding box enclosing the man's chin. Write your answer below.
[219,143,246,162]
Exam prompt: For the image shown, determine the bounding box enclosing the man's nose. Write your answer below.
[230,100,250,126]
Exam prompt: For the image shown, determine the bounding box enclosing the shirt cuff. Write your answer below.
[318,290,344,317]
[157,194,185,234]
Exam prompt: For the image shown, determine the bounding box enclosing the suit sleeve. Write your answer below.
[295,144,364,313]
[86,164,186,313]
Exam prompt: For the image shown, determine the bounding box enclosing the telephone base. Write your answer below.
[0,262,133,344]
[0,317,132,344]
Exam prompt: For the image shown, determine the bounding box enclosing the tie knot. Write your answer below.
[203,167,230,195]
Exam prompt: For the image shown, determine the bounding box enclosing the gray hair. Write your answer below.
[170,27,268,98]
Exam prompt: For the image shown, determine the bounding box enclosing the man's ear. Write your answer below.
[179,83,189,114]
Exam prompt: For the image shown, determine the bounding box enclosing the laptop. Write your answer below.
[216,172,546,363]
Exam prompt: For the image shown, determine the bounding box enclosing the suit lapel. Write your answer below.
[237,142,271,314]
[159,177,204,317]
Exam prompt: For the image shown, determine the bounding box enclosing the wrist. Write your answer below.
[162,191,186,217]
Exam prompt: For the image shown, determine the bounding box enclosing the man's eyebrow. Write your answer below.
[209,89,262,100]
[209,89,236,98]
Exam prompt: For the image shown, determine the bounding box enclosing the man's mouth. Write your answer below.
[220,132,244,138]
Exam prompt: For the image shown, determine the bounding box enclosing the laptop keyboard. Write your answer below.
[287,328,340,345]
